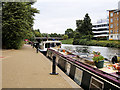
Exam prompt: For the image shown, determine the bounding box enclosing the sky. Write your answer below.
[32,0,119,34]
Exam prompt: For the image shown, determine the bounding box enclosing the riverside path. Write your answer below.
[2,44,82,89]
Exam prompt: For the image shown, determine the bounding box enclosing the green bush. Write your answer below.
[3,39,24,49]
[63,35,68,40]
[61,38,73,44]
[73,39,79,45]
[73,39,120,48]
[79,39,86,45]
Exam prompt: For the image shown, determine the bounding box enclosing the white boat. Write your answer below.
[39,40,62,55]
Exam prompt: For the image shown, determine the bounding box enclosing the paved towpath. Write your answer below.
[2,44,82,89]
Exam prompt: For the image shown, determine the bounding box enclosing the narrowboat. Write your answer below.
[46,48,120,89]
[39,40,62,56]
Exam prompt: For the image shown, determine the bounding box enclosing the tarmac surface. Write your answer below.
[2,44,82,89]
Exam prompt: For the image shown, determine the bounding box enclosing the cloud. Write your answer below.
[33,0,119,34]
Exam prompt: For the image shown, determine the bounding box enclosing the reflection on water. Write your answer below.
[61,44,120,60]
[76,47,89,53]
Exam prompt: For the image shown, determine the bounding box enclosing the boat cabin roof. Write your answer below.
[41,41,61,44]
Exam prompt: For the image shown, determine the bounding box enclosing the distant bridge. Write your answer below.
[35,37,63,42]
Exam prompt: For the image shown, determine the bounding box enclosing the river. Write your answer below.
[61,44,120,60]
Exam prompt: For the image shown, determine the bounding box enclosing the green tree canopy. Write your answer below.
[42,33,49,37]
[65,28,74,38]
[2,2,39,49]
[34,29,42,37]
[83,13,93,35]
[76,20,83,28]
[73,13,93,44]
[63,35,68,40]
[75,13,93,39]
[49,33,58,37]
[42,33,63,38]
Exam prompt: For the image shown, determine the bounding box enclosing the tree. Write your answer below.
[63,35,68,40]
[65,28,74,38]
[73,13,93,44]
[76,20,85,35]
[50,33,58,37]
[75,13,93,39]
[57,34,63,37]
[25,30,34,40]
[48,33,63,37]
[2,2,39,49]
[76,20,83,28]
[74,32,81,39]
[42,33,49,37]
[83,13,93,35]
[34,29,42,37]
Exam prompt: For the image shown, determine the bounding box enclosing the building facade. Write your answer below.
[92,19,109,39]
[108,9,120,40]
[108,1,120,40]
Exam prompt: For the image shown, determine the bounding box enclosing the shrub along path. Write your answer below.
[61,38,120,48]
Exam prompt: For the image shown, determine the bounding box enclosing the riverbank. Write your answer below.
[61,38,120,48]
[61,38,73,44]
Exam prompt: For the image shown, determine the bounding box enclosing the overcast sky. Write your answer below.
[32,0,119,34]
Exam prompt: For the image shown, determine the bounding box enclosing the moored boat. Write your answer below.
[39,40,62,55]
[47,48,120,89]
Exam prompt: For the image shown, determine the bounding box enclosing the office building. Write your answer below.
[92,19,109,39]
[108,2,120,40]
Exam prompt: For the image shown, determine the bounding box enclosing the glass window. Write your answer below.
[117,18,119,21]
[117,24,118,26]
[111,35,113,38]
[56,43,61,46]
[110,24,113,28]
[93,25,96,27]
[117,30,119,33]
[51,43,55,47]
[117,35,119,38]
[117,12,119,15]
[110,30,113,33]
[45,43,50,48]
[110,13,113,17]
[110,18,113,22]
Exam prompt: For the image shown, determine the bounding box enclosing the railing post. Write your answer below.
[50,55,58,75]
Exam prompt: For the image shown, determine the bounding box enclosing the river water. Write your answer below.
[61,44,120,60]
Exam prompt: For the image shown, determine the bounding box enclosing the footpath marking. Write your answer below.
[0,57,5,58]
[0,56,11,60]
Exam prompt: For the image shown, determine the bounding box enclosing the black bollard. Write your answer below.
[36,43,39,53]
[50,56,58,75]
[33,43,35,48]
[36,48,39,53]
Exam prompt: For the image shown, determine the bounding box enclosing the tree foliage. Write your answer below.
[76,20,83,28]
[63,35,68,40]
[76,13,93,35]
[41,33,63,38]
[41,33,49,37]
[2,2,39,49]
[34,29,42,37]
[75,14,93,40]
[83,13,93,35]
[73,13,93,44]
[49,33,58,37]
[65,28,74,38]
